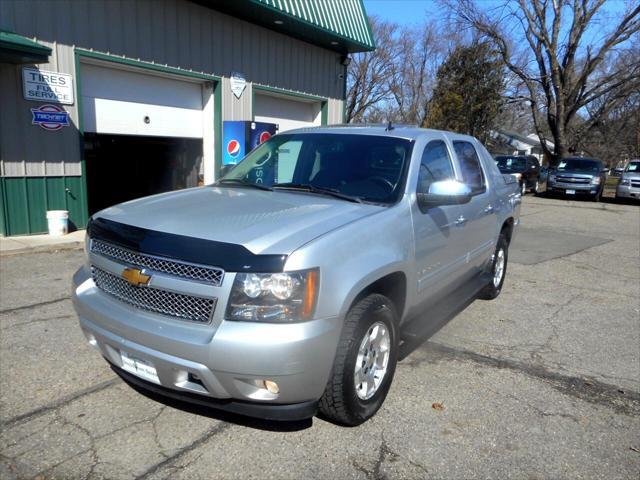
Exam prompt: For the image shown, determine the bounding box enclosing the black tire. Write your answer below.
[319,294,398,426]
[592,188,602,202]
[532,179,540,195]
[478,234,509,300]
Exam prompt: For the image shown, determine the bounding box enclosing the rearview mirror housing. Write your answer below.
[417,180,472,211]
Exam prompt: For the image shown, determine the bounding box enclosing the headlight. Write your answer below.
[619,178,630,186]
[513,173,522,181]
[226,269,319,322]
[549,174,556,183]
[591,176,601,185]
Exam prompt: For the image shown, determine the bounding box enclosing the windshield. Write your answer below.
[626,161,640,172]
[495,156,527,172]
[219,133,413,204]
[557,158,602,173]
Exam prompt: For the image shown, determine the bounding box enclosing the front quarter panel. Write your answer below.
[284,200,414,323]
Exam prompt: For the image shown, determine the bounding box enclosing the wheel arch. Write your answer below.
[344,271,407,323]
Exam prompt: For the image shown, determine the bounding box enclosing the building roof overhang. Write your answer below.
[0,30,51,64]
[197,0,375,54]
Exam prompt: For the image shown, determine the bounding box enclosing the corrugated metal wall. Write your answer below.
[0,0,345,178]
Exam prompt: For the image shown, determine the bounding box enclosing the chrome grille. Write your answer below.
[91,239,224,286]
[556,176,590,184]
[91,266,216,323]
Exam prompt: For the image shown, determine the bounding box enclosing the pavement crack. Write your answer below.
[1,378,120,428]
[351,433,419,480]
[0,296,71,315]
[0,314,74,330]
[137,422,231,479]
[406,342,640,416]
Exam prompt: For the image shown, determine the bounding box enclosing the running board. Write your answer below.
[399,273,491,360]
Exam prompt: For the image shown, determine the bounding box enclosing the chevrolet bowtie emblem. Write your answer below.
[121,268,151,287]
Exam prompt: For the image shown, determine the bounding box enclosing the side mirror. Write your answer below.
[417,180,472,210]
[220,164,236,177]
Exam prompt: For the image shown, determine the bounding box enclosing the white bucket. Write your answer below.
[46,210,69,236]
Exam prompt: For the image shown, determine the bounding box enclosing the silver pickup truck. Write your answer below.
[72,125,521,425]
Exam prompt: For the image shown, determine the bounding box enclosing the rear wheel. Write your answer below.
[478,234,508,300]
[319,294,398,426]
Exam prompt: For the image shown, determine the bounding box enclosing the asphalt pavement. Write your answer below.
[1,195,638,479]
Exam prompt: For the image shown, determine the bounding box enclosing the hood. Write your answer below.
[553,170,598,178]
[622,172,640,180]
[94,186,383,255]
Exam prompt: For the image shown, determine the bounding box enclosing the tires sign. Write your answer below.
[23,68,74,105]
[31,104,70,131]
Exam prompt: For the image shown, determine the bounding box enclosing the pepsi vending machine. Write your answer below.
[222,121,278,166]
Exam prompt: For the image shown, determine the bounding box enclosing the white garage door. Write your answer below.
[81,63,204,138]
[254,93,321,133]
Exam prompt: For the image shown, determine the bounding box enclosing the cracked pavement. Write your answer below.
[1,196,639,479]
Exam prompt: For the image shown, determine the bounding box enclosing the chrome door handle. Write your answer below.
[484,204,494,214]
[455,215,467,226]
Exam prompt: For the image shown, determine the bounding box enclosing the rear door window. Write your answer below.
[453,141,486,194]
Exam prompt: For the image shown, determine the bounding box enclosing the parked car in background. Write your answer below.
[615,160,640,201]
[611,165,626,177]
[72,126,521,426]
[547,157,607,201]
[494,155,544,195]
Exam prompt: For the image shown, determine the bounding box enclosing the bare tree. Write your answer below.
[345,17,397,123]
[451,0,640,163]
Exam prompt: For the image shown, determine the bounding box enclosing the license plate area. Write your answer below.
[566,189,576,195]
[120,350,160,384]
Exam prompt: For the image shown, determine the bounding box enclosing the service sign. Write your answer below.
[23,68,74,105]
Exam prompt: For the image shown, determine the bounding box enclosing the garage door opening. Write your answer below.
[84,133,202,215]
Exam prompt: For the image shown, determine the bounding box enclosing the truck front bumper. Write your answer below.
[615,184,640,199]
[72,266,342,420]
[548,182,600,197]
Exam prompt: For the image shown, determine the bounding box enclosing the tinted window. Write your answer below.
[625,161,639,172]
[557,158,602,173]
[453,141,485,193]
[417,140,455,194]
[495,156,527,172]
[222,133,413,204]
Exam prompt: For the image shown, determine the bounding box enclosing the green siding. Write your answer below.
[0,176,88,236]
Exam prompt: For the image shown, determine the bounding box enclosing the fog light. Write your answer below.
[264,380,279,394]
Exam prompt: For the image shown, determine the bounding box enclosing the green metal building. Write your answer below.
[0,0,374,236]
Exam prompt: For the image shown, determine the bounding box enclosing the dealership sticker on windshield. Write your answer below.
[120,350,160,384]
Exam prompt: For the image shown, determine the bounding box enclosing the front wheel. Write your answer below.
[319,294,398,426]
[532,180,540,195]
[478,234,509,300]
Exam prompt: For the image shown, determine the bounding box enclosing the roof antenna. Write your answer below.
[385,121,394,131]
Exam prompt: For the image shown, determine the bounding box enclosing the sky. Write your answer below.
[363,0,439,25]
[363,0,630,27]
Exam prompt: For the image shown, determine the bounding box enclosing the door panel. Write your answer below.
[452,140,496,271]
[412,139,469,305]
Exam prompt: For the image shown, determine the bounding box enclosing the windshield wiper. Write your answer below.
[216,179,273,191]
[272,183,362,203]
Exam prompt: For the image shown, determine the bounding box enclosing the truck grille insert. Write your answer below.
[91,266,216,323]
[91,239,224,286]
